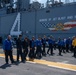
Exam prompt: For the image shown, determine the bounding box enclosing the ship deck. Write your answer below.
[0,48,76,75]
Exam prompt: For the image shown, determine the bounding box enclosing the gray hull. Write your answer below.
[0,3,76,39]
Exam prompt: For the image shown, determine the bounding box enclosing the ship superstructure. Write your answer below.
[0,0,76,38]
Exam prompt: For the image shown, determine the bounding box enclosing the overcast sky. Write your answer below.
[30,0,63,3]
[14,0,76,3]
[30,0,76,3]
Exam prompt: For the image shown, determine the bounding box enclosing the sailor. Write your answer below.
[72,36,76,58]
[22,37,29,62]
[57,38,63,56]
[3,35,14,64]
[66,37,70,52]
[47,35,54,55]
[71,36,75,52]
[61,39,66,53]
[42,35,46,56]
[16,35,23,62]
[0,36,2,44]
[35,36,42,59]
[53,37,56,50]
[29,36,36,59]
[69,38,72,52]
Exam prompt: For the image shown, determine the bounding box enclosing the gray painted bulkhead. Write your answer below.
[0,3,76,39]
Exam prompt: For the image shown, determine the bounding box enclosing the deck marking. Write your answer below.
[57,61,69,64]
[0,54,76,71]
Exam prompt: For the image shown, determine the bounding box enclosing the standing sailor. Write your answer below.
[66,37,70,52]
[3,35,14,64]
[16,35,23,62]
[22,37,29,62]
[42,35,46,56]
[35,37,42,59]
[57,38,63,56]
[47,36,54,55]
[72,36,76,58]
[61,39,66,53]
[29,36,36,59]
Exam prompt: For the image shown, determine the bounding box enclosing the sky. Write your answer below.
[30,0,76,3]
[14,0,76,3]
[30,0,65,3]
[30,0,61,3]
